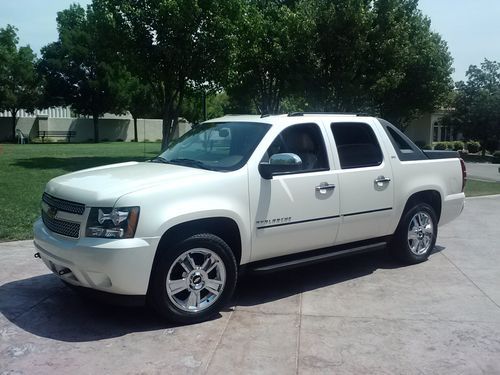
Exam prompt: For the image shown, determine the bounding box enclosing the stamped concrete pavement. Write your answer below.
[1,196,500,374]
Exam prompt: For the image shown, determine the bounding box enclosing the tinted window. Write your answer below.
[264,123,329,172]
[331,122,383,169]
[378,118,427,161]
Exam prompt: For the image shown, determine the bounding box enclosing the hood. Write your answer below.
[45,162,215,207]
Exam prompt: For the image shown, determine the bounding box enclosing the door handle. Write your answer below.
[374,176,391,184]
[315,183,336,192]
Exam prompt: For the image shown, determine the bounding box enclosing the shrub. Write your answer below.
[484,139,498,155]
[466,141,481,154]
[421,144,432,150]
[130,139,137,142]
[452,141,464,151]
[156,139,162,142]
[433,142,447,150]
[116,138,124,142]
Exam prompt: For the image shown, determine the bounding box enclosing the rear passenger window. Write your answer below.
[331,122,383,169]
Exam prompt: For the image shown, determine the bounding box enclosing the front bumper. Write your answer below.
[33,218,160,295]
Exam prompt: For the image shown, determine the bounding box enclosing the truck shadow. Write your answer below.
[0,247,444,342]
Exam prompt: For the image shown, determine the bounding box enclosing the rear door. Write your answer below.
[328,120,395,244]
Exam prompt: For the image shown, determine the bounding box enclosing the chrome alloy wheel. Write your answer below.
[166,248,226,313]
[407,211,434,256]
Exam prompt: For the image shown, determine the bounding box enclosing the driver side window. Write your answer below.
[264,123,329,172]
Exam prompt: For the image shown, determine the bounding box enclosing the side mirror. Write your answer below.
[259,153,302,180]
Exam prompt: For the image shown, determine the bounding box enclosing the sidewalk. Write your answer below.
[466,162,500,182]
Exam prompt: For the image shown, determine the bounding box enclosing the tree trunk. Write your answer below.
[133,116,138,142]
[93,114,99,143]
[10,109,18,143]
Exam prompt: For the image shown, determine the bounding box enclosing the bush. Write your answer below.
[116,138,124,142]
[433,142,447,150]
[466,141,481,154]
[493,151,500,164]
[452,141,464,151]
[421,144,432,150]
[484,139,498,155]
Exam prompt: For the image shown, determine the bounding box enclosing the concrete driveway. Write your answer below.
[1,196,500,374]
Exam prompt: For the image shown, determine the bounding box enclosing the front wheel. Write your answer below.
[391,203,438,264]
[149,233,237,324]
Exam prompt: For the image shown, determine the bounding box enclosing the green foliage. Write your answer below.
[181,91,231,124]
[483,139,498,154]
[466,140,481,154]
[444,59,500,156]
[106,0,241,149]
[433,142,447,150]
[452,141,464,151]
[227,0,312,114]
[37,4,130,142]
[0,25,41,141]
[285,0,452,126]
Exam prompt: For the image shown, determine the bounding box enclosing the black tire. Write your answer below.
[148,233,237,324]
[390,203,438,264]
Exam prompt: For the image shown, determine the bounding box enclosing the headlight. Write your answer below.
[86,207,140,239]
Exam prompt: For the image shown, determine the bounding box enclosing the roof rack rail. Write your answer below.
[287,112,370,117]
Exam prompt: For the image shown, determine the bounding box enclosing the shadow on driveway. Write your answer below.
[0,247,445,343]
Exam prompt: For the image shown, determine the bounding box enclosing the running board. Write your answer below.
[251,241,387,273]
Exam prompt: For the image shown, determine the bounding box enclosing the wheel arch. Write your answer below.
[401,190,442,225]
[147,217,242,294]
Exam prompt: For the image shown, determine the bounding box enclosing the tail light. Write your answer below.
[460,158,467,192]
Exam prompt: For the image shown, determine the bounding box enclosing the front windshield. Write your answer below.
[153,121,271,171]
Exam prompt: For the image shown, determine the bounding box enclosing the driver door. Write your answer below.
[248,122,340,262]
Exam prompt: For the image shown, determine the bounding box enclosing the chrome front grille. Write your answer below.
[41,193,85,238]
[42,211,81,238]
[42,193,85,215]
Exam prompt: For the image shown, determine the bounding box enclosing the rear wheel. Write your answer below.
[391,203,437,264]
[149,233,237,324]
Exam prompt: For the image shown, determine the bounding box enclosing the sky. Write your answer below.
[1,0,499,83]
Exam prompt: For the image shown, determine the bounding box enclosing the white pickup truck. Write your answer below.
[33,113,466,323]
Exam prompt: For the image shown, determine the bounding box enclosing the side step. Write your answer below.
[251,241,387,273]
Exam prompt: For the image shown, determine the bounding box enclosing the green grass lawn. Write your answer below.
[1,142,499,241]
[0,142,161,241]
[464,179,500,197]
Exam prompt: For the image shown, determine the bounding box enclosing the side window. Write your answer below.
[331,122,383,169]
[378,118,427,161]
[264,123,329,172]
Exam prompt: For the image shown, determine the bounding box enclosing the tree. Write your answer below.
[227,0,313,114]
[444,60,500,156]
[106,0,241,150]
[303,0,453,127]
[122,73,159,142]
[38,4,129,142]
[367,0,453,127]
[0,25,41,141]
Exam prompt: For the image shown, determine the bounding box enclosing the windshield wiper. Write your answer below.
[168,158,213,170]
[150,156,170,164]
